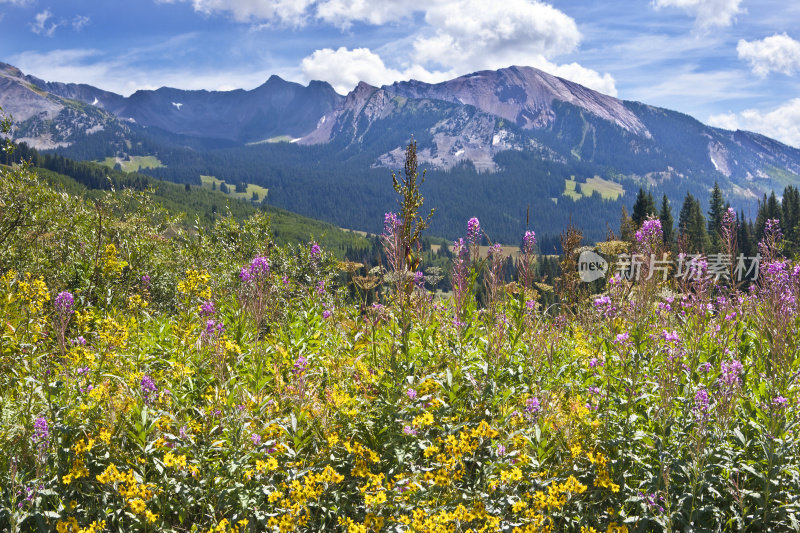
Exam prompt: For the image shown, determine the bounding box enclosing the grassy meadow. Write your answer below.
[200,175,270,202]
[100,156,164,173]
[2,144,800,533]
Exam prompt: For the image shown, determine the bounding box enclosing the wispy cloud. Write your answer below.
[155,0,316,26]
[72,15,91,32]
[8,38,278,95]
[651,0,744,30]
[626,66,758,108]
[30,9,59,37]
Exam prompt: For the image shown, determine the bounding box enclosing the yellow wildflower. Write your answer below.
[128,498,146,514]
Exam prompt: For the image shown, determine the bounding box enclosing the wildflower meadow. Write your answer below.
[2,140,800,533]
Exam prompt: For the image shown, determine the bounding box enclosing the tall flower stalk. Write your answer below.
[54,291,74,355]
[383,140,434,359]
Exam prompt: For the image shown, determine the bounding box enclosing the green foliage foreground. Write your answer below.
[2,164,800,533]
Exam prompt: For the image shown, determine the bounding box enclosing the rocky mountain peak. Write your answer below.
[385,65,650,137]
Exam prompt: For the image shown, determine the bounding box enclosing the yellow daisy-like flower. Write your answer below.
[128,498,146,514]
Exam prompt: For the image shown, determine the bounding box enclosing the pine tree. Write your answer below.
[659,193,674,249]
[737,209,753,258]
[707,181,725,252]
[782,185,800,253]
[632,187,657,227]
[689,198,709,253]
[679,193,708,253]
[619,205,636,242]
[678,192,695,237]
[755,192,782,241]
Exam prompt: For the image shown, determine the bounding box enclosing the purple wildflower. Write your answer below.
[54,291,74,315]
[310,242,321,258]
[322,310,331,319]
[141,275,151,288]
[720,360,743,388]
[496,444,507,456]
[406,388,418,400]
[251,433,262,446]
[199,301,216,317]
[141,375,157,404]
[403,425,418,436]
[773,396,788,408]
[467,217,481,244]
[593,295,617,318]
[523,230,536,252]
[249,256,270,277]
[33,417,49,445]
[293,355,308,376]
[525,397,541,415]
[594,295,611,307]
[239,266,252,283]
[662,330,680,343]
[71,336,86,346]
[414,271,425,289]
[383,212,399,236]
[635,218,663,244]
[589,357,604,368]
[694,388,710,417]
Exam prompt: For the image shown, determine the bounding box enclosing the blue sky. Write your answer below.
[1,0,799,147]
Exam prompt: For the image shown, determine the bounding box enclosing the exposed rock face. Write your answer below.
[0,64,64,122]
[708,140,732,177]
[0,63,120,150]
[300,65,656,170]
[385,66,650,137]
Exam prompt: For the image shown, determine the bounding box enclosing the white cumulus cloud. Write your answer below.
[708,98,800,148]
[300,47,451,94]
[652,0,743,29]
[410,0,616,94]
[534,59,617,96]
[415,0,580,68]
[737,33,800,77]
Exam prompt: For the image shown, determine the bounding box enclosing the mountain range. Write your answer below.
[2,61,799,244]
